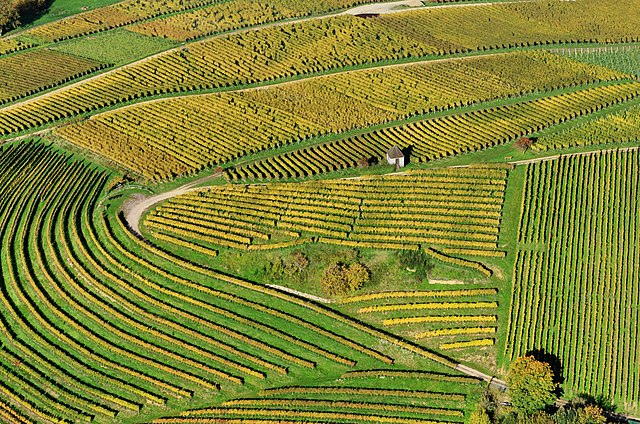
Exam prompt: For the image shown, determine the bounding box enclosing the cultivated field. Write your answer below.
[504,150,640,412]
[0,0,639,421]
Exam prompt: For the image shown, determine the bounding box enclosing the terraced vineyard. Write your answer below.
[555,45,640,77]
[229,81,640,180]
[339,288,500,354]
[126,0,396,41]
[0,139,484,421]
[152,370,482,423]
[534,103,640,151]
[23,0,221,42]
[55,52,633,180]
[0,49,108,105]
[0,38,34,56]
[1,0,640,421]
[504,150,640,411]
[1,0,639,138]
[144,166,508,258]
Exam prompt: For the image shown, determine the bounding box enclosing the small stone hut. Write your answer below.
[386,146,405,170]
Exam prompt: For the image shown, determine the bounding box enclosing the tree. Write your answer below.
[356,157,370,168]
[345,262,369,291]
[321,262,370,295]
[0,0,47,34]
[321,263,347,295]
[514,137,534,151]
[507,356,558,416]
[0,3,19,34]
[576,405,607,424]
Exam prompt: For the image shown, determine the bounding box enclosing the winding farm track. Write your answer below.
[123,171,221,234]
[125,145,640,239]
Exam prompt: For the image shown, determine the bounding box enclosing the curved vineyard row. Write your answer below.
[2,0,639,138]
[145,166,508,258]
[54,51,627,180]
[339,288,499,354]
[504,150,640,412]
[22,0,221,43]
[0,49,108,106]
[149,369,481,423]
[229,81,640,181]
[1,140,452,421]
[534,103,640,151]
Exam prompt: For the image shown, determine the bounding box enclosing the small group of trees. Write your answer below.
[264,250,310,281]
[471,356,610,424]
[0,0,47,34]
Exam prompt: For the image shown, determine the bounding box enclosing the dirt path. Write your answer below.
[123,171,221,235]
[456,364,508,389]
[509,145,640,166]
[266,284,334,303]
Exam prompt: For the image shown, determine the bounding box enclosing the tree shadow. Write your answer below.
[15,0,55,29]
[574,393,617,413]
[525,349,564,395]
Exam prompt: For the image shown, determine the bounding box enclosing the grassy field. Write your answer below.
[52,28,178,64]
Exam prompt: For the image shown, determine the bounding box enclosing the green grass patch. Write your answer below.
[52,28,178,64]
[11,0,125,31]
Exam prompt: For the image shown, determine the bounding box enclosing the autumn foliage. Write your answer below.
[0,0,47,34]
[321,262,370,296]
[507,356,558,416]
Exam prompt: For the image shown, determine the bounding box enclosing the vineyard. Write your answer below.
[22,0,222,42]
[0,49,108,105]
[151,370,482,423]
[1,0,640,421]
[1,0,640,138]
[143,166,509,258]
[555,45,640,77]
[54,52,632,180]
[0,139,485,422]
[534,102,640,151]
[504,150,640,411]
[229,82,640,181]
[339,288,500,357]
[126,0,397,41]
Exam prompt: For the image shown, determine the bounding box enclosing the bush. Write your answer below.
[469,408,492,424]
[321,262,370,296]
[397,249,433,280]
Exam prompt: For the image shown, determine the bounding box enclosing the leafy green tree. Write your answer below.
[507,356,558,416]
